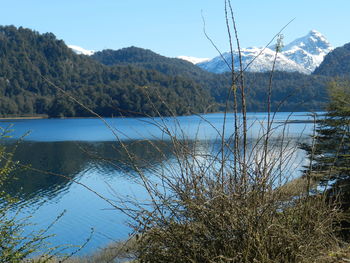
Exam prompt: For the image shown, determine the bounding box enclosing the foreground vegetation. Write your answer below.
[0,128,52,262]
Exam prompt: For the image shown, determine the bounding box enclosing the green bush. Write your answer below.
[0,128,60,262]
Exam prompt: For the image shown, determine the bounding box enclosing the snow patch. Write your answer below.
[177,56,210,64]
[68,45,95,56]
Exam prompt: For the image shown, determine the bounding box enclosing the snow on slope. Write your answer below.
[68,45,95,56]
[281,30,333,73]
[177,56,210,64]
[197,30,333,74]
[199,47,307,74]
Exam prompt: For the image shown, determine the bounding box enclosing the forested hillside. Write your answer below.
[313,43,350,77]
[92,47,331,112]
[91,47,211,80]
[0,26,334,117]
[236,71,330,111]
[0,26,215,117]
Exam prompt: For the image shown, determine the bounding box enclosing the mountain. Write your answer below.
[90,47,230,107]
[68,45,95,56]
[0,26,214,117]
[90,47,223,86]
[91,47,208,78]
[197,30,333,74]
[0,25,331,118]
[198,47,307,74]
[91,46,331,112]
[313,42,350,77]
[282,30,333,73]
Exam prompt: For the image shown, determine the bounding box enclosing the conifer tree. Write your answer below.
[303,81,350,183]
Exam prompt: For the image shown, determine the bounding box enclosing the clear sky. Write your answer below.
[1,0,349,58]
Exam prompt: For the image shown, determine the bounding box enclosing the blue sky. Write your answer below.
[2,0,349,58]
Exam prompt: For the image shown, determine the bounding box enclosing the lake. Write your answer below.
[0,112,316,255]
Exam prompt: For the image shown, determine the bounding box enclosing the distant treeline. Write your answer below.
[0,25,344,118]
[92,47,332,112]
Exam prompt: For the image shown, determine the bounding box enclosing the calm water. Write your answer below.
[0,112,316,255]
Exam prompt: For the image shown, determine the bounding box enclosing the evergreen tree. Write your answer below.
[303,81,350,182]
[301,81,350,219]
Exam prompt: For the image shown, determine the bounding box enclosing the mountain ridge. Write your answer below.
[68,30,333,75]
[89,46,331,112]
[0,25,336,118]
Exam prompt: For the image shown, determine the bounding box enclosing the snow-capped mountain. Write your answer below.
[198,47,307,73]
[197,30,333,74]
[68,45,95,56]
[281,30,333,73]
[177,56,210,64]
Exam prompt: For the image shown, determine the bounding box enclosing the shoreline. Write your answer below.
[0,116,48,120]
[0,111,324,121]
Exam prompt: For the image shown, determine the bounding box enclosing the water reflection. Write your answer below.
[3,140,175,203]
[3,135,310,203]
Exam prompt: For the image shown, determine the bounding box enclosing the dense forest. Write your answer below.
[92,47,332,112]
[0,26,214,117]
[313,43,350,77]
[0,25,340,118]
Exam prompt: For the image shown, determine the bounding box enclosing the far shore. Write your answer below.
[0,116,48,120]
[0,111,324,121]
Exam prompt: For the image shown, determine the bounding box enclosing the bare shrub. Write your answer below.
[110,2,345,262]
[119,125,342,262]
